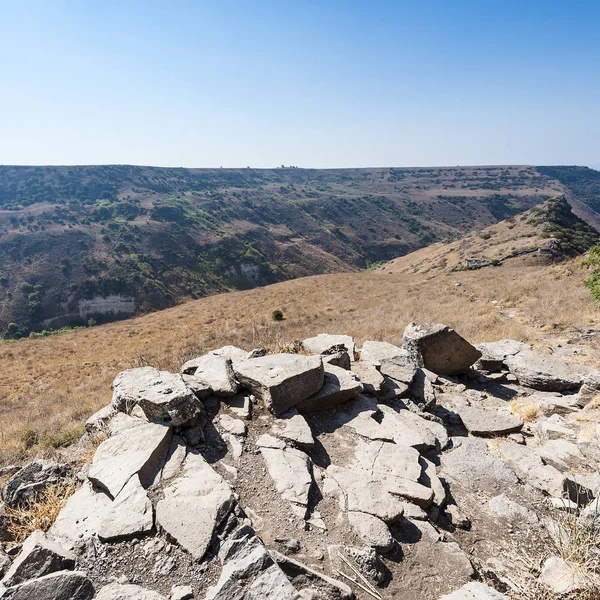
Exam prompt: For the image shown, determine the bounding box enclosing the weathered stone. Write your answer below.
[0,550,10,579]
[155,452,234,560]
[419,456,446,507]
[98,475,153,542]
[85,404,116,434]
[272,410,314,449]
[323,351,351,370]
[505,350,585,392]
[359,341,407,365]
[488,494,538,524]
[379,403,449,450]
[246,564,300,600]
[209,345,250,366]
[575,369,600,407]
[445,504,471,530]
[538,414,573,440]
[410,368,437,409]
[158,436,187,483]
[234,354,324,415]
[181,355,238,397]
[474,339,530,372]
[271,550,354,599]
[346,511,394,552]
[350,362,385,396]
[0,570,94,600]
[95,583,167,599]
[2,461,68,508]
[170,585,193,600]
[50,482,112,549]
[296,364,362,413]
[440,581,508,599]
[378,354,418,387]
[218,414,247,437]
[353,439,423,483]
[112,367,203,426]
[259,446,312,516]
[108,413,147,436]
[256,434,287,450]
[440,438,519,492]
[539,556,584,595]
[2,530,75,587]
[225,393,253,420]
[88,421,172,498]
[180,374,212,400]
[402,323,481,375]
[302,334,356,358]
[454,405,523,436]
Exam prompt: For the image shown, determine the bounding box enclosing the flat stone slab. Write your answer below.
[112,367,203,426]
[350,362,385,396]
[440,581,508,599]
[296,364,362,413]
[379,403,449,450]
[0,570,94,600]
[474,339,530,372]
[155,452,234,560]
[403,323,481,375]
[218,414,247,436]
[95,583,167,599]
[454,405,523,436]
[2,530,75,587]
[98,475,153,542]
[539,556,585,595]
[88,421,172,498]
[259,446,313,515]
[505,350,585,392]
[234,354,324,415]
[488,494,539,524]
[50,482,112,549]
[181,354,238,397]
[347,511,394,552]
[272,409,315,448]
[359,341,408,365]
[378,354,418,385]
[302,333,356,357]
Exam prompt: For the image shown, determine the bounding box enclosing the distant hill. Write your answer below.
[0,164,598,337]
[382,194,600,275]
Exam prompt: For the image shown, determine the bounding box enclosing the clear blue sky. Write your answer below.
[1,0,599,168]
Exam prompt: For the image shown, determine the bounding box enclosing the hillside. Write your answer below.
[1,164,597,337]
[382,194,599,275]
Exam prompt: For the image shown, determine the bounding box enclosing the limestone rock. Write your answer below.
[350,362,385,396]
[539,556,584,595]
[112,367,203,426]
[488,494,538,524]
[347,511,394,552]
[218,414,247,437]
[474,339,530,372]
[98,475,153,542]
[505,350,585,392]
[440,581,508,599]
[208,345,249,366]
[322,351,351,370]
[419,456,446,507]
[1,530,75,587]
[296,364,362,413]
[85,404,116,434]
[575,369,600,407]
[95,583,167,599]
[410,368,437,409]
[0,570,94,600]
[88,421,172,498]
[378,354,418,387]
[170,585,193,600]
[181,355,238,397]
[155,452,234,560]
[359,341,408,365]
[234,354,324,415]
[50,482,112,549]
[402,323,481,375]
[225,393,253,420]
[454,406,523,436]
[302,334,356,358]
[2,461,68,508]
[259,446,313,517]
[272,410,315,449]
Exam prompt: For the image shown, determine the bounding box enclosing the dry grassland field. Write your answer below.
[0,254,598,466]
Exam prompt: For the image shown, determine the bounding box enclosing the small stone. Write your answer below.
[171,585,194,600]
[274,538,301,553]
[218,414,247,437]
[539,556,584,595]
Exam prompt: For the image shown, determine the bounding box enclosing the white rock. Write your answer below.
[439,581,508,599]
[181,354,238,397]
[218,414,247,436]
[302,334,356,357]
[272,409,315,448]
[96,583,167,599]
[539,556,584,595]
[488,494,539,524]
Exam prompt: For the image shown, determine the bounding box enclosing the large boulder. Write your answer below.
[112,367,203,426]
[302,334,356,358]
[2,461,68,509]
[402,323,481,375]
[88,421,172,498]
[474,339,530,372]
[0,570,94,600]
[155,451,234,560]
[181,354,238,397]
[234,354,324,415]
[505,350,585,392]
[1,530,74,587]
[296,364,362,413]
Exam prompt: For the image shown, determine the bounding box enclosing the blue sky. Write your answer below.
[1,1,599,168]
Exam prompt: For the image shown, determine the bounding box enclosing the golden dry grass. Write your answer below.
[3,480,76,544]
[0,255,598,465]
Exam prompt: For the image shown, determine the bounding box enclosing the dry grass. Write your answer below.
[509,504,600,599]
[0,255,598,466]
[509,398,540,422]
[3,480,76,544]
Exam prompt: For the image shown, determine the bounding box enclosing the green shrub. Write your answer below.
[272,309,284,321]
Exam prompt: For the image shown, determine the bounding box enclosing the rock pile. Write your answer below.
[1,323,599,598]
